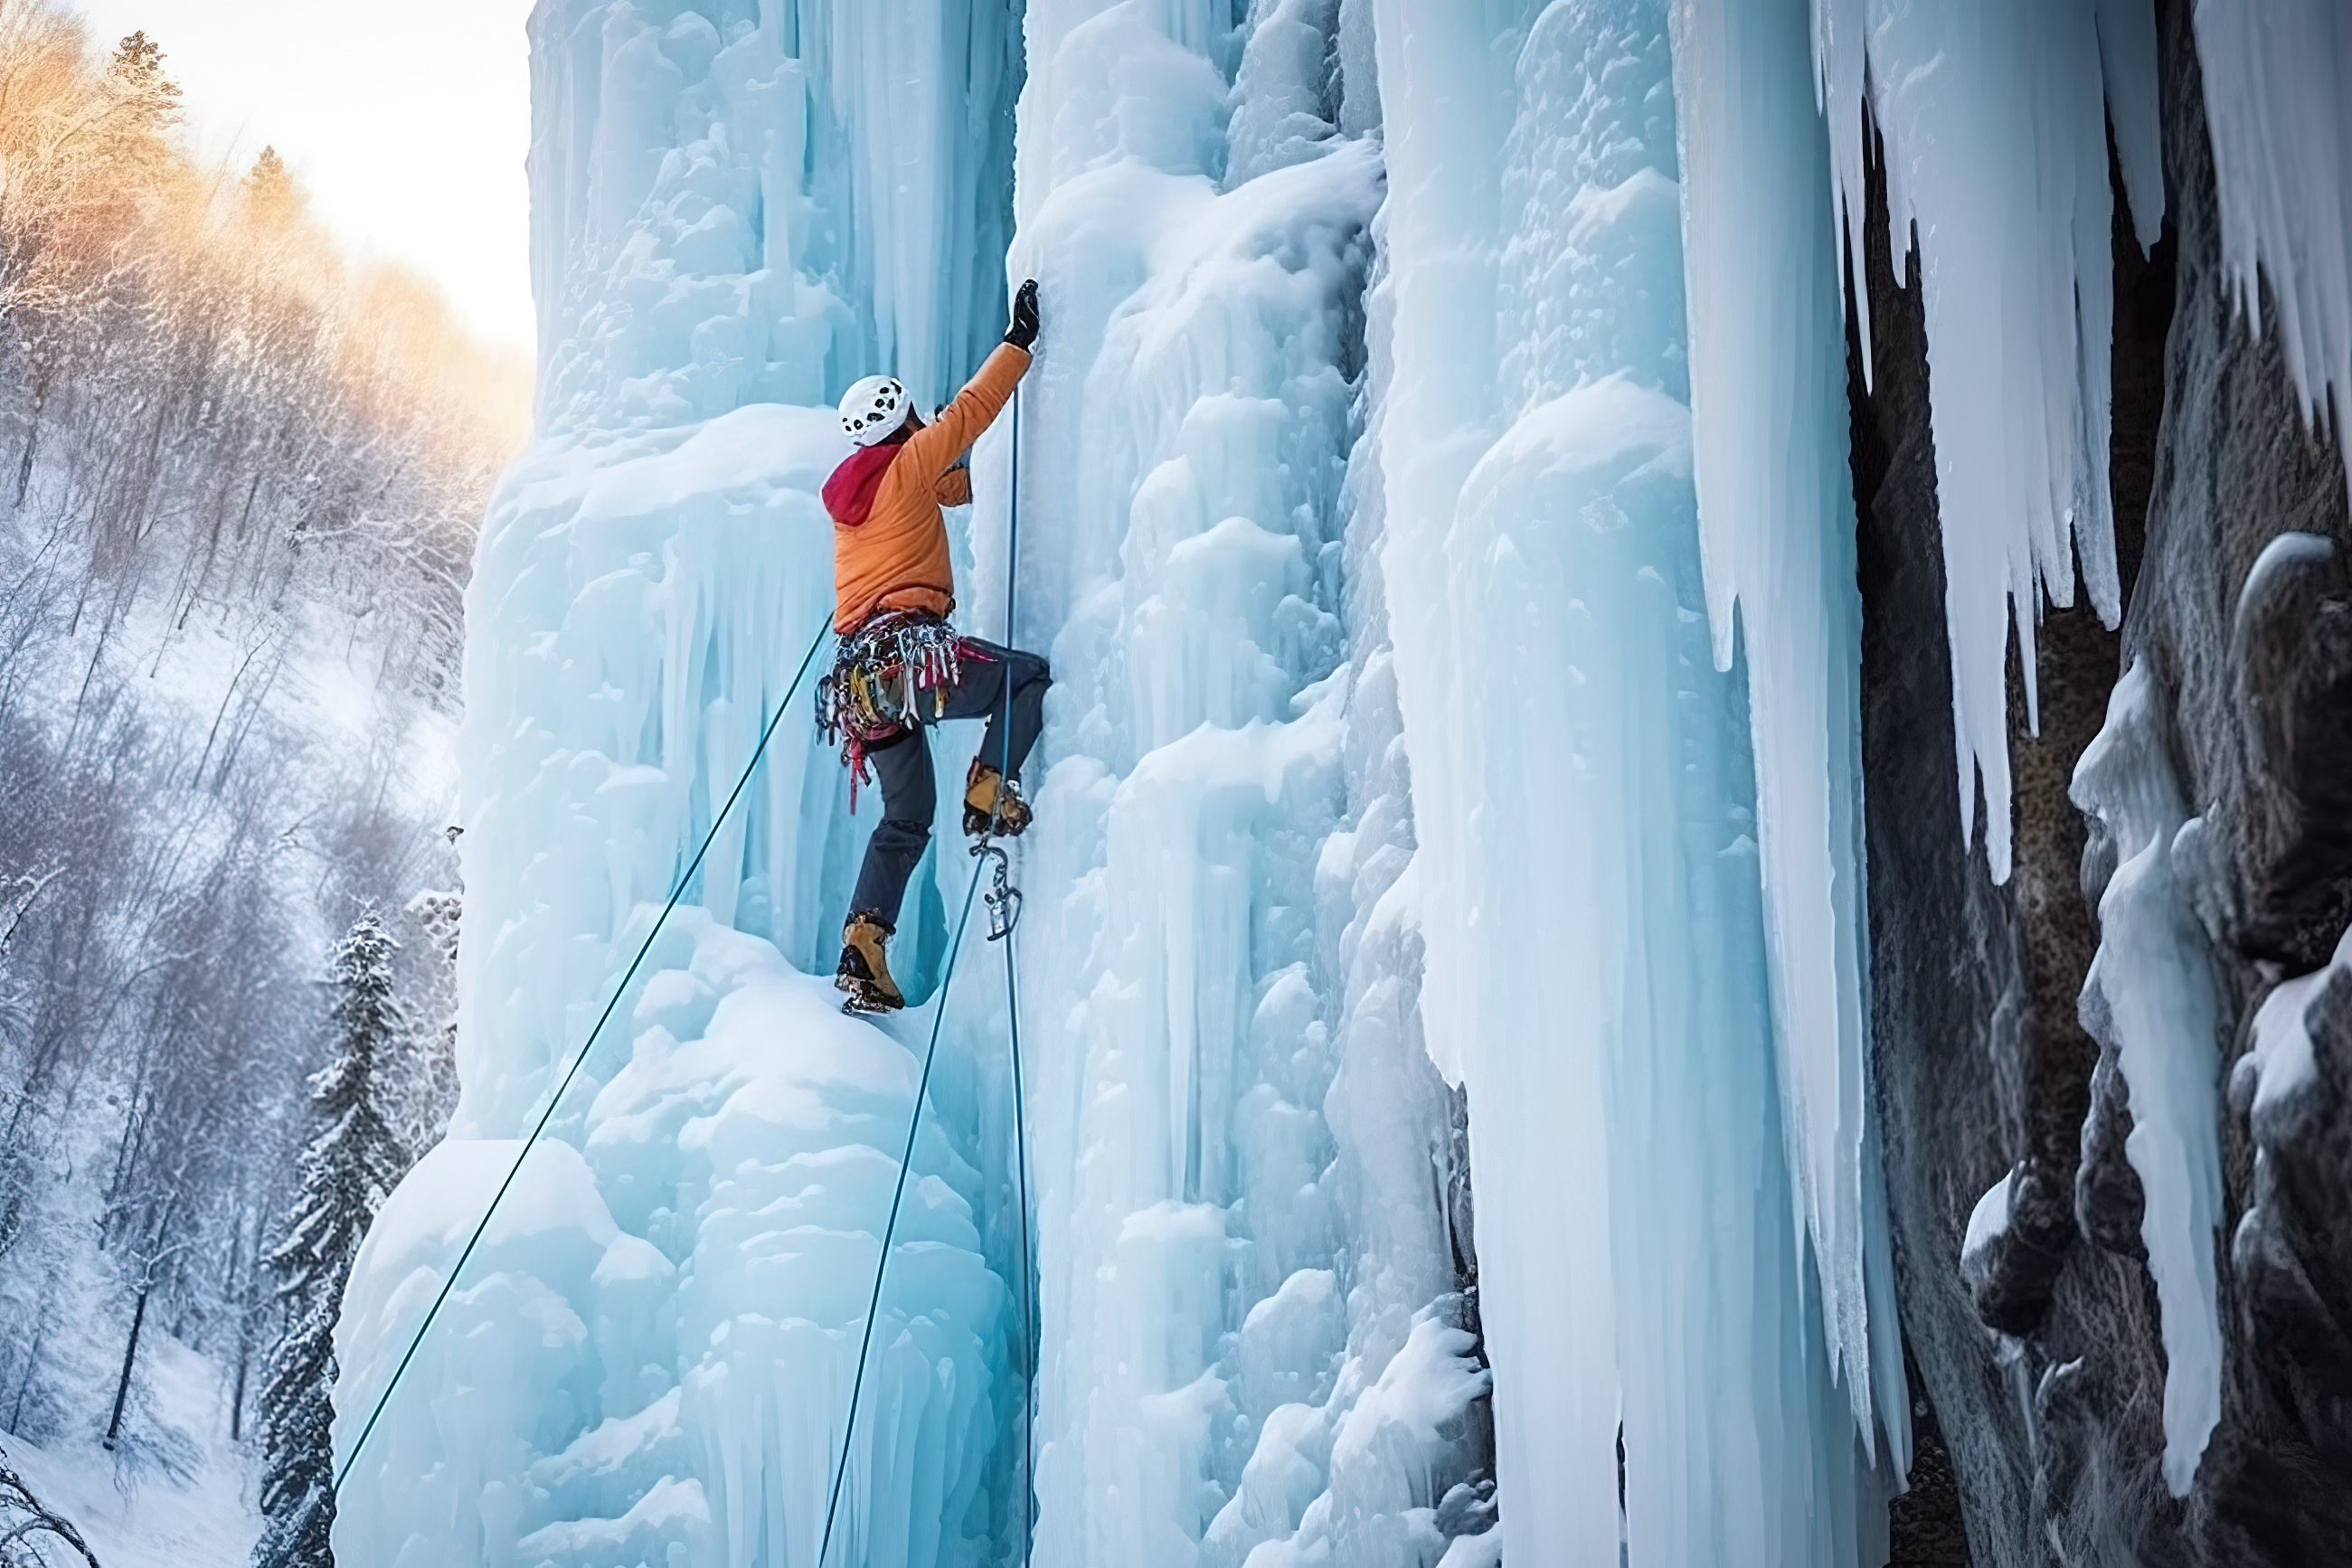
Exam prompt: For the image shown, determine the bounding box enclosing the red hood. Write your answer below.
[823,443,901,526]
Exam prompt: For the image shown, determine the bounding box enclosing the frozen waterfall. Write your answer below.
[329,0,2200,1563]
[983,6,1484,1564]
[1367,2,1894,1560]
[1811,0,2163,879]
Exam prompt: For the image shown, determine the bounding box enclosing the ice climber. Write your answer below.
[818,279,1049,1014]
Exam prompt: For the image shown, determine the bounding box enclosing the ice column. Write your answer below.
[1371,0,1893,1561]
[2194,0,2352,497]
[337,921,1014,1567]
[987,4,1494,1563]
[335,5,1028,1563]
[530,0,1021,430]
[1670,0,1908,1467]
[1811,0,2164,879]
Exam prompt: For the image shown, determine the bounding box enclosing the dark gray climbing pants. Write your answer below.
[849,638,1051,928]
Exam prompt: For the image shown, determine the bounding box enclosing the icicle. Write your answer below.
[1812,0,2164,883]
[2193,0,2352,497]
[1674,0,1909,1478]
[2071,661,2224,1495]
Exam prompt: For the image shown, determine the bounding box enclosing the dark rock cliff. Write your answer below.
[1855,3,2352,1563]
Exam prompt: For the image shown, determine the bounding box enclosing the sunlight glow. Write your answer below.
[70,0,535,354]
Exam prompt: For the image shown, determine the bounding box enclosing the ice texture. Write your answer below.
[1670,0,1906,1463]
[2193,0,2352,497]
[529,0,1022,432]
[1368,0,1894,1560]
[991,6,1492,1563]
[1812,0,2164,880]
[337,920,1013,1565]
[2072,661,2224,1496]
[326,0,2187,1556]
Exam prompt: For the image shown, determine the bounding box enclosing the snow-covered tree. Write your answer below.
[391,885,461,1153]
[0,0,516,1478]
[106,30,176,103]
[0,1442,97,1565]
[251,911,408,1568]
[243,146,301,232]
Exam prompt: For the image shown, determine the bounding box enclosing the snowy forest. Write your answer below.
[0,0,523,1559]
[5,0,2352,1566]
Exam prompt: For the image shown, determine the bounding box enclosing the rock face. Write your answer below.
[1856,2,2352,1563]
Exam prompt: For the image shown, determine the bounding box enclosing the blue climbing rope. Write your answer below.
[1003,929,1035,1564]
[332,617,834,1496]
[340,373,1043,1560]
[816,381,1038,1567]
[814,851,991,1567]
[1002,383,1038,1565]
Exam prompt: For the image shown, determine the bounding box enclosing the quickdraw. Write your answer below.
[816,610,997,804]
[974,839,1023,941]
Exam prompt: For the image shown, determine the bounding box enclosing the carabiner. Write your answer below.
[973,839,1024,941]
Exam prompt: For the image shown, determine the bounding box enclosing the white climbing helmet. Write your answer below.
[839,374,911,447]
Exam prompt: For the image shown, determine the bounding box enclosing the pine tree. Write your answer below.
[251,912,410,1568]
[244,147,301,232]
[100,29,183,189]
[109,32,177,97]
[108,31,181,122]
[392,887,462,1150]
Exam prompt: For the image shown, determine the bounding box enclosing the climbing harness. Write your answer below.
[815,609,964,800]
[817,383,1036,1567]
[332,618,835,1496]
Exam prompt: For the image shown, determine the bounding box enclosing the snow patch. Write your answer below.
[1962,1170,2015,1275]
[2236,924,2352,1141]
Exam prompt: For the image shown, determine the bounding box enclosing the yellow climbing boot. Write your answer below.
[836,912,904,1014]
[963,761,1033,839]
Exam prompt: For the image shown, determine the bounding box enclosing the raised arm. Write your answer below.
[901,344,1029,478]
[900,280,1041,480]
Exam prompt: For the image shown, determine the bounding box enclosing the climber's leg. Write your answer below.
[838,729,936,1012]
[936,639,1051,836]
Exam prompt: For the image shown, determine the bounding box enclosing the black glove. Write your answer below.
[1004,279,1040,351]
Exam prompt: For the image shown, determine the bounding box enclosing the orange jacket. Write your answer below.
[825,344,1031,634]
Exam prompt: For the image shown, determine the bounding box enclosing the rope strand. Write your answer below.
[818,380,1037,1567]
[815,852,991,1565]
[1005,933,1036,1563]
[333,617,832,1496]
[1003,383,1038,1567]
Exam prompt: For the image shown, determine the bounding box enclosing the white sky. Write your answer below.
[71,0,538,355]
